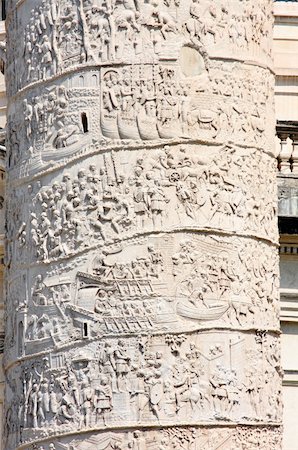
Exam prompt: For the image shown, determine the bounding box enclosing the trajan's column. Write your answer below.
[4,0,282,449]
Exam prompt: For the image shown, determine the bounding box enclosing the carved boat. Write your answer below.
[157,121,181,139]
[137,115,159,140]
[177,301,229,321]
[100,114,120,140]
[43,134,90,162]
[117,114,140,140]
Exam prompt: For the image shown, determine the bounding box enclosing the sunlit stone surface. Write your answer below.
[4,0,282,448]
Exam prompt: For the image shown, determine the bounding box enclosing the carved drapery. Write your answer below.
[4,0,282,449]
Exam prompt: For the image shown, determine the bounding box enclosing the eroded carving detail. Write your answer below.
[5,0,280,448]
[5,331,282,448]
[6,0,273,96]
[6,145,278,270]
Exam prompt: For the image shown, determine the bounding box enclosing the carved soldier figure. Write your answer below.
[58,384,78,424]
[81,380,93,428]
[147,179,169,227]
[163,379,176,417]
[98,342,117,391]
[39,36,53,79]
[133,177,148,228]
[38,380,50,424]
[94,376,113,425]
[246,367,263,418]
[226,369,241,415]
[23,99,33,139]
[130,430,147,450]
[28,383,39,428]
[67,369,80,407]
[114,339,131,392]
[210,365,229,418]
[49,385,59,419]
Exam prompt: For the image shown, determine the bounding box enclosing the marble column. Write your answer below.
[4,0,282,449]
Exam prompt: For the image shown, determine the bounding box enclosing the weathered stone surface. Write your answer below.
[22,426,282,450]
[4,0,281,449]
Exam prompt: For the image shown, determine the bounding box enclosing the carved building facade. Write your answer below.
[0,0,287,449]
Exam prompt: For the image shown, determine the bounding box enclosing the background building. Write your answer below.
[275,2,298,448]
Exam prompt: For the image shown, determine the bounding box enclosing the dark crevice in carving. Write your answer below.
[81,112,88,133]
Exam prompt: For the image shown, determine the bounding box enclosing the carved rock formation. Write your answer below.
[4,0,282,449]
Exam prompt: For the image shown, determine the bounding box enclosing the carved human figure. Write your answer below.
[94,376,113,425]
[58,383,78,424]
[28,383,39,428]
[98,342,117,392]
[130,430,147,450]
[210,365,229,418]
[81,380,93,428]
[114,339,131,392]
[246,368,263,418]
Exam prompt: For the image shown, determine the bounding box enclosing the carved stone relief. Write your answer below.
[5,330,282,448]
[5,0,280,449]
[23,426,283,450]
[6,0,273,96]
[4,232,280,365]
[6,145,278,271]
[7,61,275,180]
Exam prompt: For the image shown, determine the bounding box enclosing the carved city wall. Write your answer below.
[4,0,282,449]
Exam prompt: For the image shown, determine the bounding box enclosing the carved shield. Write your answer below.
[150,382,163,405]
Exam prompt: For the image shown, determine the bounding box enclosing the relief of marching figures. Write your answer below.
[23,426,282,450]
[6,0,273,94]
[4,232,279,359]
[6,144,278,270]
[7,61,274,176]
[4,331,282,447]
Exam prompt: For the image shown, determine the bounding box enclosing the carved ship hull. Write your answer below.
[137,115,160,140]
[43,134,90,162]
[118,115,140,140]
[100,115,120,140]
[177,301,229,321]
[157,121,181,139]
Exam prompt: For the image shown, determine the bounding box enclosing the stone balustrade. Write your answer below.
[277,123,298,173]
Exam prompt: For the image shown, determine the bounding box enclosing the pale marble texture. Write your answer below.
[4,1,281,449]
